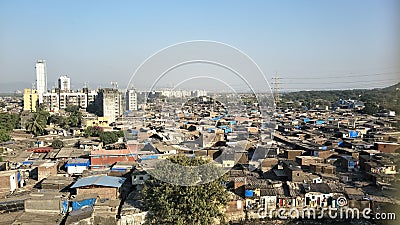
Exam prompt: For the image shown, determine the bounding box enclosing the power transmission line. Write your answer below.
[271,76,281,106]
[280,78,399,85]
[281,71,399,80]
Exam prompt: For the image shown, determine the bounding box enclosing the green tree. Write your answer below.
[48,114,63,125]
[99,131,118,145]
[0,129,11,143]
[25,110,49,136]
[0,113,20,131]
[52,139,64,149]
[84,126,102,137]
[363,102,379,115]
[143,155,229,225]
[65,105,83,127]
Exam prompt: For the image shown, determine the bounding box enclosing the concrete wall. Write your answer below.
[77,187,118,199]
[38,163,58,181]
[67,165,87,174]
[118,212,147,225]
[0,171,18,194]
[25,199,62,213]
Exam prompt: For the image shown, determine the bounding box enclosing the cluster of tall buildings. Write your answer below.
[23,60,138,123]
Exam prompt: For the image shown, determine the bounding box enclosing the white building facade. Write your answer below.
[126,89,138,111]
[58,75,71,91]
[36,60,47,104]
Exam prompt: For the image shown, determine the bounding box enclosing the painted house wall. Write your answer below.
[67,165,88,174]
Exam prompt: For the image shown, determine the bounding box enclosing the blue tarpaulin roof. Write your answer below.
[66,158,90,167]
[72,198,96,211]
[71,176,126,188]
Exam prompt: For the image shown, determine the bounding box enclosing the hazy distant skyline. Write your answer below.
[0,0,399,92]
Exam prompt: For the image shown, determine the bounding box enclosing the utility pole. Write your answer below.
[271,76,281,107]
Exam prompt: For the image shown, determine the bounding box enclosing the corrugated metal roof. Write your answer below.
[71,175,126,188]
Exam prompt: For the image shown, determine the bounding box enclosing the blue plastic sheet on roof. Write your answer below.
[71,176,126,188]
[22,161,33,165]
[72,198,96,211]
[304,118,311,123]
[207,128,215,133]
[111,167,128,172]
[65,160,90,168]
[245,190,254,197]
[316,120,325,125]
[141,155,158,160]
[224,128,232,133]
[338,141,343,146]
[212,116,223,121]
[349,130,359,138]
[62,200,68,214]
[230,121,236,125]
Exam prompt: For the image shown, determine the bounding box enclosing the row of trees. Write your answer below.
[25,105,83,136]
[280,82,400,115]
[48,105,83,129]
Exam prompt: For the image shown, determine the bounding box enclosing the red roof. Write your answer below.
[27,147,53,153]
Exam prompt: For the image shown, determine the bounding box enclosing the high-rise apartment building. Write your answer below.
[58,75,71,91]
[95,88,122,123]
[35,60,47,104]
[126,89,138,111]
[23,88,39,112]
[42,89,98,112]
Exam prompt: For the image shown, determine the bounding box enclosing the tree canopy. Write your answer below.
[280,82,400,115]
[52,139,64,149]
[0,112,20,142]
[25,110,49,136]
[99,131,119,145]
[143,155,229,225]
[0,129,11,143]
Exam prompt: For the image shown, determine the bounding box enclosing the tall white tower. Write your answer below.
[36,60,47,104]
[58,75,71,91]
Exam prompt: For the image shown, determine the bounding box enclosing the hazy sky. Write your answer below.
[0,0,399,92]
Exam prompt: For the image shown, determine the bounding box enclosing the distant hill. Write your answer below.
[281,82,400,114]
[381,82,400,92]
